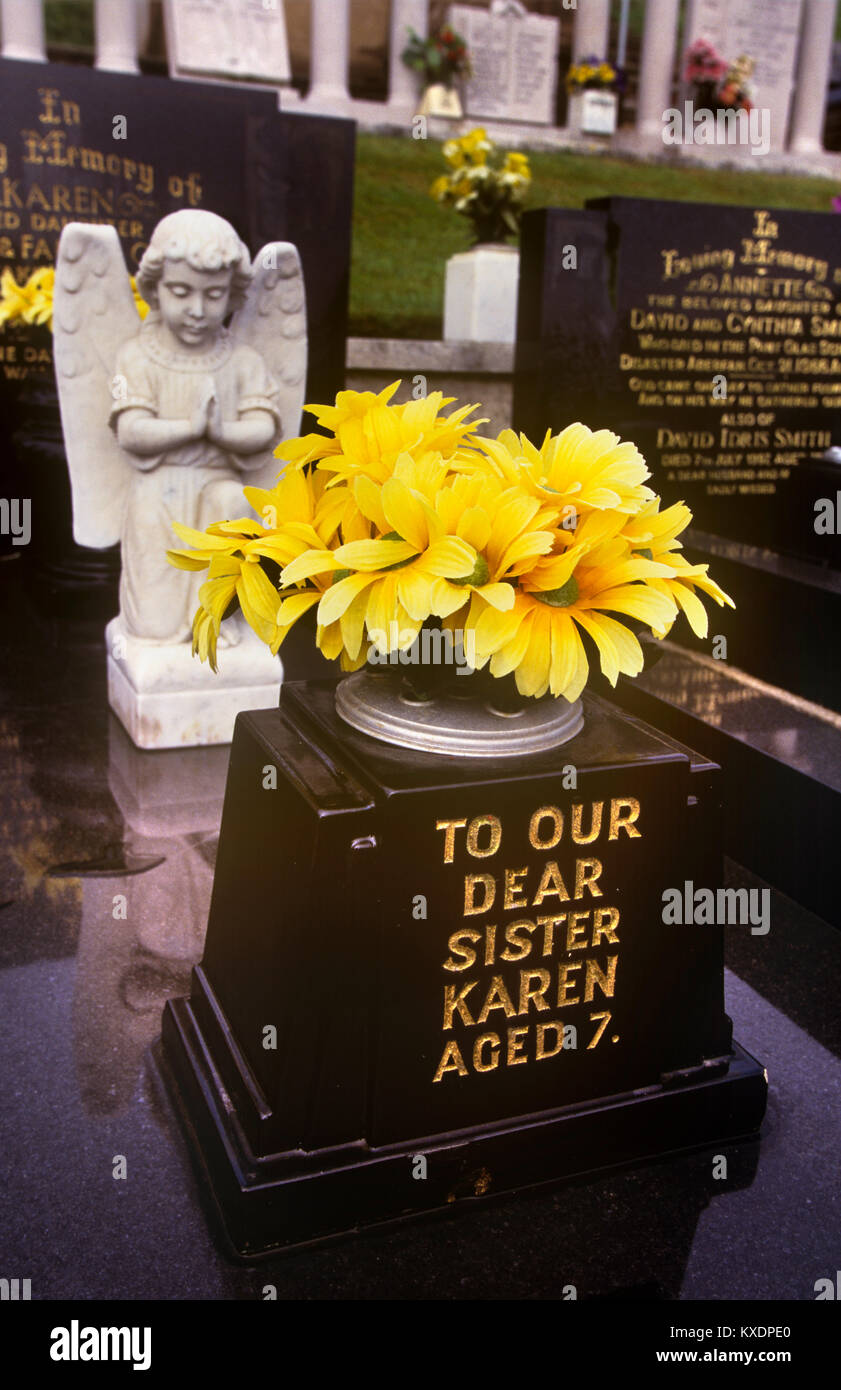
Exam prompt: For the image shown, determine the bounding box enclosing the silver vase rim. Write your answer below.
[334,671,583,758]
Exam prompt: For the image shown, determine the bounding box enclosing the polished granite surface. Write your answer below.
[1,557,839,1300]
[688,529,841,595]
[632,641,841,792]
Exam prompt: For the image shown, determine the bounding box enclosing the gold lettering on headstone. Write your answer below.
[502,866,529,909]
[477,974,517,1023]
[436,818,467,863]
[518,969,551,1015]
[463,873,495,916]
[473,1032,500,1072]
[431,799,641,1081]
[584,955,618,1004]
[608,798,641,839]
[571,801,603,843]
[629,211,841,500]
[532,859,570,906]
[528,805,563,849]
[466,814,502,858]
[442,980,478,1029]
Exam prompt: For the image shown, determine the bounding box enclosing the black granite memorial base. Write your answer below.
[604,646,841,927]
[157,681,767,1257]
[155,1008,766,1259]
[681,530,841,713]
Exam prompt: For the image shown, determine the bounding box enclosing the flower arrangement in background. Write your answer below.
[0,264,148,331]
[0,266,55,329]
[401,24,471,89]
[430,128,531,245]
[716,54,755,113]
[683,38,727,90]
[566,56,621,95]
[167,383,734,703]
[684,39,754,112]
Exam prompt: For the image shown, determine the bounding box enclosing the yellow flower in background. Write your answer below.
[1,264,149,332]
[0,266,53,329]
[567,58,616,92]
[442,138,465,170]
[23,266,54,326]
[130,276,150,320]
[443,127,490,169]
[431,129,530,240]
[502,151,531,180]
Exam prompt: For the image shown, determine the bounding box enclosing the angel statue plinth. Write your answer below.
[54,209,307,750]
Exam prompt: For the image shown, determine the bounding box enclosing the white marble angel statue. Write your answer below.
[54,208,307,642]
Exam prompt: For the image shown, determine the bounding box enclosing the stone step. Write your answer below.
[603,642,841,928]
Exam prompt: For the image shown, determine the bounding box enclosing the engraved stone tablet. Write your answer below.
[164,0,292,85]
[448,3,560,126]
[684,0,803,151]
[514,199,841,567]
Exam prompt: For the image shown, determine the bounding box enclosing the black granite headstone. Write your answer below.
[0,59,354,608]
[158,680,766,1257]
[514,199,841,570]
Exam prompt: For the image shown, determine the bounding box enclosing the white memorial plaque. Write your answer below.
[165,0,292,85]
[449,4,560,126]
[684,0,803,150]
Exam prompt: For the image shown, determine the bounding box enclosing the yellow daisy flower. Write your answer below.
[464,422,655,515]
[472,511,678,699]
[280,462,479,658]
[282,389,484,487]
[622,499,734,637]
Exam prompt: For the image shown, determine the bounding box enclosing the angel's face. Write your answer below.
[157,259,233,348]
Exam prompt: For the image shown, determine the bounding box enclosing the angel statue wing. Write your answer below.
[53,224,141,548]
[230,242,307,491]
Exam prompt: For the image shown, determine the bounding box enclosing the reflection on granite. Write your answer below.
[1,562,841,1297]
[634,642,841,793]
[687,529,841,593]
[724,859,840,1059]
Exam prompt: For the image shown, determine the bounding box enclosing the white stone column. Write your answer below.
[572,0,611,63]
[635,0,680,143]
[306,0,351,110]
[1,0,46,61]
[789,0,838,154]
[94,0,139,73]
[387,0,429,114]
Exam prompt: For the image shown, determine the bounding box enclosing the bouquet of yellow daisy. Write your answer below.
[566,57,620,94]
[0,267,56,329]
[167,383,733,704]
[430,128,531,245]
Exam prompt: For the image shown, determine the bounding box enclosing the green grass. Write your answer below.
[350,133,839,339]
